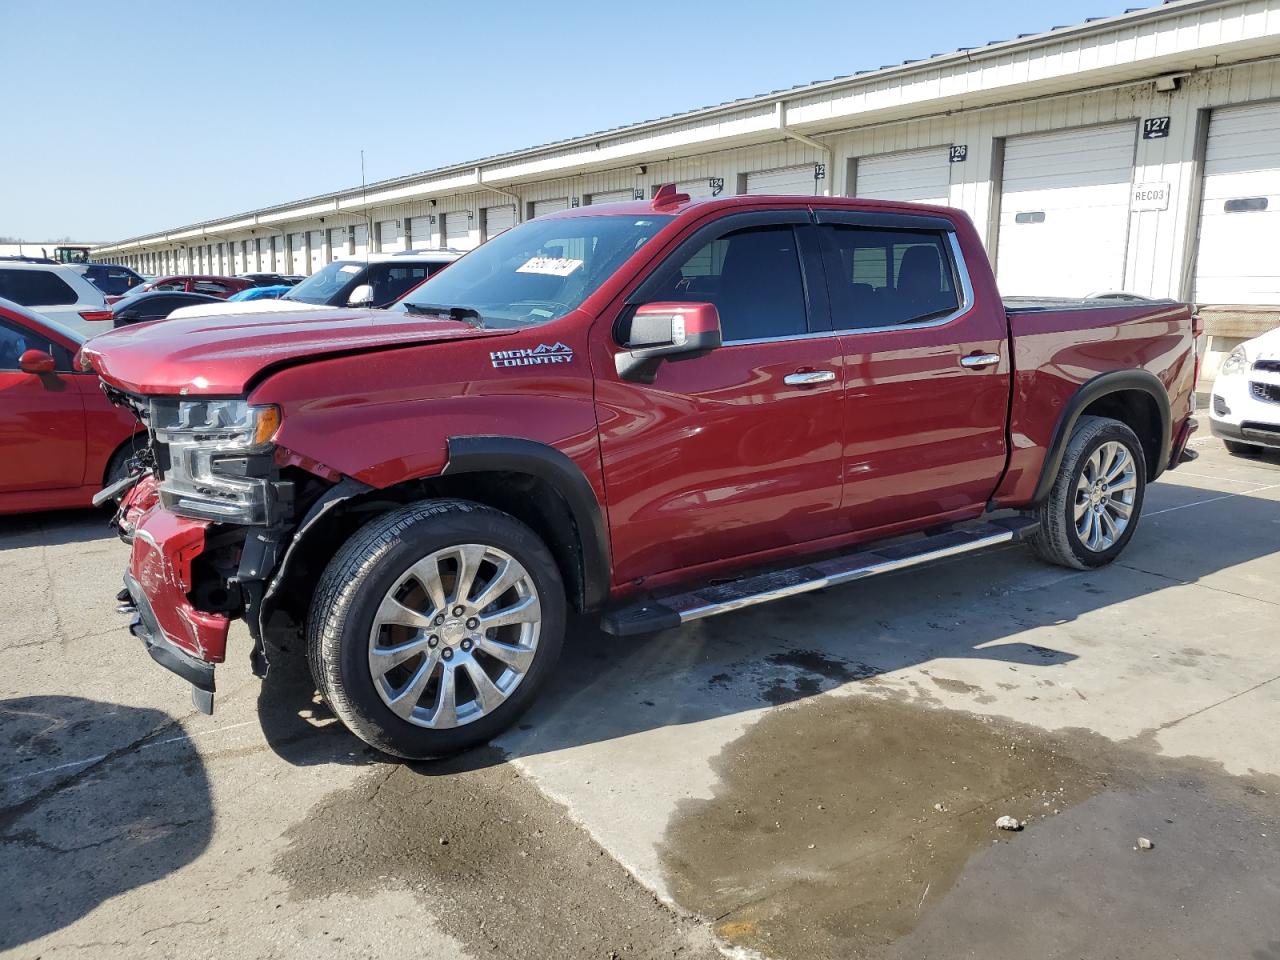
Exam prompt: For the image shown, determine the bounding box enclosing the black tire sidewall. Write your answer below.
[1060,422,1147,567]
[321,503,565,758]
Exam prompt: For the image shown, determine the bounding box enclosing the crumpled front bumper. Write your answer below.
[121,481,231,713]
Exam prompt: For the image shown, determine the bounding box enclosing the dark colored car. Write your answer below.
[111,290,223,328]
[88,189,1198,758]
[239,273,298,287]
[74,263,146,297]
[280,253,458,309]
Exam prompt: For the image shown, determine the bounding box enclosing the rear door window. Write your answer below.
[820,226,961,329]
[0,269,79,306]
[193,281,231,296]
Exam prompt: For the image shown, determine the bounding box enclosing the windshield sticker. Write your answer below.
[338,264,362,274]
[516,256,583,277]
[490,343,574,368]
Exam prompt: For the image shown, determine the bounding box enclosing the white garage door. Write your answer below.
[289,234,305,275]
[746,164,818,196]
[588,188,635,205]
[405,217,430,250]
[856,147,952,206]
[378,220,401,253]
[1194,102,1280,305]
[264,237,276,271]
[483,205,516,240]
[353,224,369,259]
[532,198,569,218]
[445,211,474,250]
[329,227,349,261]
[233,241,246,275]
[308,231,324,272]
[996,123,1136,297]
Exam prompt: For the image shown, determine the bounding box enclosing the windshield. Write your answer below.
[392,214,672,327]
[284,261,364,304]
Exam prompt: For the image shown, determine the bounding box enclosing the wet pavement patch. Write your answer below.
[659,693,1280,960]
[273,750,717,959]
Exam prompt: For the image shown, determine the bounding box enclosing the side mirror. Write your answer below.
[616,302,722,383]
[347,283,374,307]
[19,349,56,375]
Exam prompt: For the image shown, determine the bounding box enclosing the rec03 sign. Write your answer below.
[1130,181,1171,212]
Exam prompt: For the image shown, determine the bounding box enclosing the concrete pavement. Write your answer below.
[2,435,1278,959]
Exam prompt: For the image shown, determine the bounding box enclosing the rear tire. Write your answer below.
[1028,416,1147,570]
[1223,439,1264,457]
[307,499,566,759]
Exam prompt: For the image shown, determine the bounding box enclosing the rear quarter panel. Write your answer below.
[993,301,1195,506]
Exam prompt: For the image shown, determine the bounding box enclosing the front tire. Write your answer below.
[1028,416,1147,570]
[308,499,566,759]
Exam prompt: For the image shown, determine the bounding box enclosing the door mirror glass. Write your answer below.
[616,302,722,383]
[19,349,56,374]
[347,283,374,307]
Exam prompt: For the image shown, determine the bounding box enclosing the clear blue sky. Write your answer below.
[1,0,1145,242]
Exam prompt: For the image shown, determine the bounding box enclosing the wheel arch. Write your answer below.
[253,437,610,669]
[438,437,611,614]
[1031,370,1171,505]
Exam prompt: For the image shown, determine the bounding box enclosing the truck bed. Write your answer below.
[1003,295,1179,314]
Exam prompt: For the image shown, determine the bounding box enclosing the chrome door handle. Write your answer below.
[784,370,836,386]
[960,353,1001,369]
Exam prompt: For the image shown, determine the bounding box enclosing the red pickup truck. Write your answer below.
[85,189,1199,759]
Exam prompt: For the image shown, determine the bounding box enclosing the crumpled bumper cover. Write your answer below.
[126,504,231,712]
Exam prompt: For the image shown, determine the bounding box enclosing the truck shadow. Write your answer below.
[0,696,213,951]
[247,476,1279,773]
[0,508,118,550]
[493,476,1280,768]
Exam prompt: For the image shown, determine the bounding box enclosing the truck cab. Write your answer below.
[86,189,1197,759]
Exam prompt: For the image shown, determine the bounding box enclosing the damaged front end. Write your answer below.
[103,391,363,713]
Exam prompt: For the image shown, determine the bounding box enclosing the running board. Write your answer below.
[600,517,1039,637]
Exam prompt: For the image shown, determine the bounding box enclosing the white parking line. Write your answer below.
[2,719,260,784]
[1146,481,1280,517]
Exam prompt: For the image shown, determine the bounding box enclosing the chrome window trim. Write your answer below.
[722,231,975,346]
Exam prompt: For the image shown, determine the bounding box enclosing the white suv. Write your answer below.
[0,260,111,337]
[1210,327,1280,455]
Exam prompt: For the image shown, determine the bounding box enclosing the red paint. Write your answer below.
[129,507,230,661]
[0,301,141,514]
[139,275,256,298]
[88,195,1195,674]
[82,306,515,396]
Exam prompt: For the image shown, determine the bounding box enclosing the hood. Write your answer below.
[167,298,339,320]
[84,306,513,396]
[1249,326,1280,361]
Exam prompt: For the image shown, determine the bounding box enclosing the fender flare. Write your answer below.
[1031,370,1172,505]
[442,436,611,611]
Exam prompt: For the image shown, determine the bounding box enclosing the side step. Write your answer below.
[600,516,1040,637]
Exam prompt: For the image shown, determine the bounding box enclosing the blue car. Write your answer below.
[227,284,291,302]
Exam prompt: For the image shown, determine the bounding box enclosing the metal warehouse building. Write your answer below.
[95,0,1280,375]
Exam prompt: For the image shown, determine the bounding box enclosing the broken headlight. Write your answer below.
[151,399,281,524]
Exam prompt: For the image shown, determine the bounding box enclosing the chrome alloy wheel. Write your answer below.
[368,544,541,729]
[1074,440,1137,552]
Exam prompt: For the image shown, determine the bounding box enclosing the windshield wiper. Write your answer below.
[403,303,484,329]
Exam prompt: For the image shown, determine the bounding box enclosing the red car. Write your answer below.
[105,275,255,305]
[87,189,1198,759]
[0,298,143,514]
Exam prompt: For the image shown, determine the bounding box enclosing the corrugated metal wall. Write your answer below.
[104,52,1280,296]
